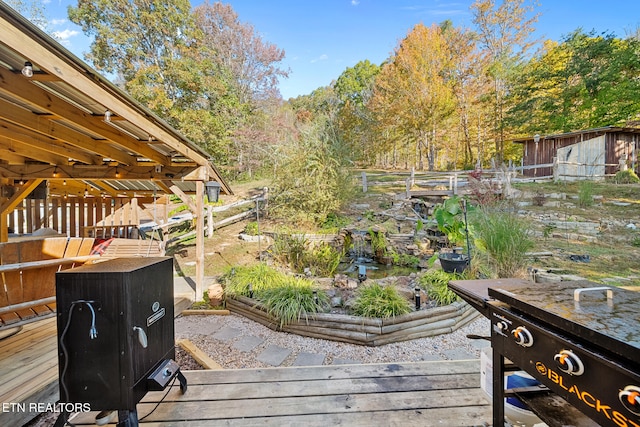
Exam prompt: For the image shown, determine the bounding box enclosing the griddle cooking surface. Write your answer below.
[488,281,640,363]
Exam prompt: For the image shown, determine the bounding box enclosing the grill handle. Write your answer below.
[573,286,613,302]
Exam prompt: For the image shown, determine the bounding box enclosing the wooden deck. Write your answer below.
[1,284,491,426]
[0,317,59,427]
[0,316,491,426]
[68,360,491,426]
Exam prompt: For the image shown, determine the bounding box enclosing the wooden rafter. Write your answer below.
[0,69,170,166]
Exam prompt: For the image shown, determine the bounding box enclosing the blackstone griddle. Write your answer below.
[449,279,640,427]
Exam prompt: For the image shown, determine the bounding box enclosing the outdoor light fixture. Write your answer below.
[313,290,319,305]
[533,134,541,144]
[21,61,33,78]
[248,283,253,299]
[84,186,89,197]
[63,180,67,186]
[53,166,58,178]
[104,110,112,122]
[415,287,421,310]
[205,181,221,203]
[115,167,121,178]
[18,177,24,185]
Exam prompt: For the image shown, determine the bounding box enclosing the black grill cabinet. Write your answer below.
[55,257,177,417]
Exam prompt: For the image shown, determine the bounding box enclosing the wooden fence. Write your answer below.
[7,196,153,237]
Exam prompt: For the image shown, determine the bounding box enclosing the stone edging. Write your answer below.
[226,296,480,347]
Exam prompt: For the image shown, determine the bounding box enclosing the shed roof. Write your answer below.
[0,3,232,199]
[513,126,640,144]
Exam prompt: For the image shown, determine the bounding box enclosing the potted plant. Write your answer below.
[432,196,472,273]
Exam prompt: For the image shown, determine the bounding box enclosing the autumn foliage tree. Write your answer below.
[369,23,457,170]
[69,0,288,170]
[471,0,539,163]
[507,30,640,135]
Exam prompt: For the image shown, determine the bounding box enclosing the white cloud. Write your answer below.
[351,0,360,5]
[52,28,79,42]
[310,54,328,63]
[51,18,67,25]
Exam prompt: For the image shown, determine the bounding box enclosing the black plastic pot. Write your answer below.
[439,252,469,273]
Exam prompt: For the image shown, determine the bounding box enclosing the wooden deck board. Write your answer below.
[0,313,492,427]
[0,317,59,426]
[67,362,491,426]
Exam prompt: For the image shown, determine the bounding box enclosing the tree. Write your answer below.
[333,60,380,164]
[471,0,539,163]
[271,87,355,226]
[508,31,640,135]
[193,1,288,104]
[440,21,488,168]
[5,0,49,31]
[370,23,456,170]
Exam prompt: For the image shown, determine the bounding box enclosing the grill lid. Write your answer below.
[488,280,640,364]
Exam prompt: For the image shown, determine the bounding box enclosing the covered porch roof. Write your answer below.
[0,3,230,297]
[0,3,232,207]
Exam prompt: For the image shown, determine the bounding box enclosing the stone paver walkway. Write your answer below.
[209,331,479,368]
[257,345,291,366]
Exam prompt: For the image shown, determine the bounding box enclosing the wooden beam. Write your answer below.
[0,97,137,165]
[0,178,42,241]
[0,68,169,166]
[0,17,210,167]
[169,185,198,214]
[0,137,69,165]
[0,147,25,164]
[0,164,197,181]
[0,121,97,165]
[155,180,173,194]
[176,339,223,369]
[182,165,209,181]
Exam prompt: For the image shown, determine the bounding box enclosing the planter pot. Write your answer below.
[439,252,469,273]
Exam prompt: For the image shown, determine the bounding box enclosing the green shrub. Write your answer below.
[578,181,594,207]
[220,263,284,298]
[369,228,388,258]
[471,206,534,278]
[306,242,343,277]
[613,169,640,184]
[271,232,309,273]
[392,252,420,267]
[321,212,350,231]
[260,277,329,327]
[418,269,461,306]
[243,221,259,236]
[432,195,474,248]
[351,283,412,318]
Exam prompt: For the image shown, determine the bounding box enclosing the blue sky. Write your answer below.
[43,0,640,99]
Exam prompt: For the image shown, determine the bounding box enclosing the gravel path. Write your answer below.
[175,312,491,369]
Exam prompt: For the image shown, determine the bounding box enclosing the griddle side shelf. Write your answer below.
[447,279,603,427]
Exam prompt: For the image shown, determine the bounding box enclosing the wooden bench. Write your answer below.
[93,237,165,258]
[0,237,96,331]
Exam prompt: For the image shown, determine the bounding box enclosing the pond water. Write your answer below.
[340,229,422,280]
[339,260,421,280]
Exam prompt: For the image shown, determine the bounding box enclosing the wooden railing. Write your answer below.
[0,237,97,330]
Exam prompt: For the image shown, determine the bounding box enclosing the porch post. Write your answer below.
[195,180,205,301]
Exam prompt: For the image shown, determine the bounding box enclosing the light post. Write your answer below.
[533,134,540,177]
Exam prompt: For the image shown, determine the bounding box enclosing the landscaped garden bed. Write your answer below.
[226,294,479,346]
